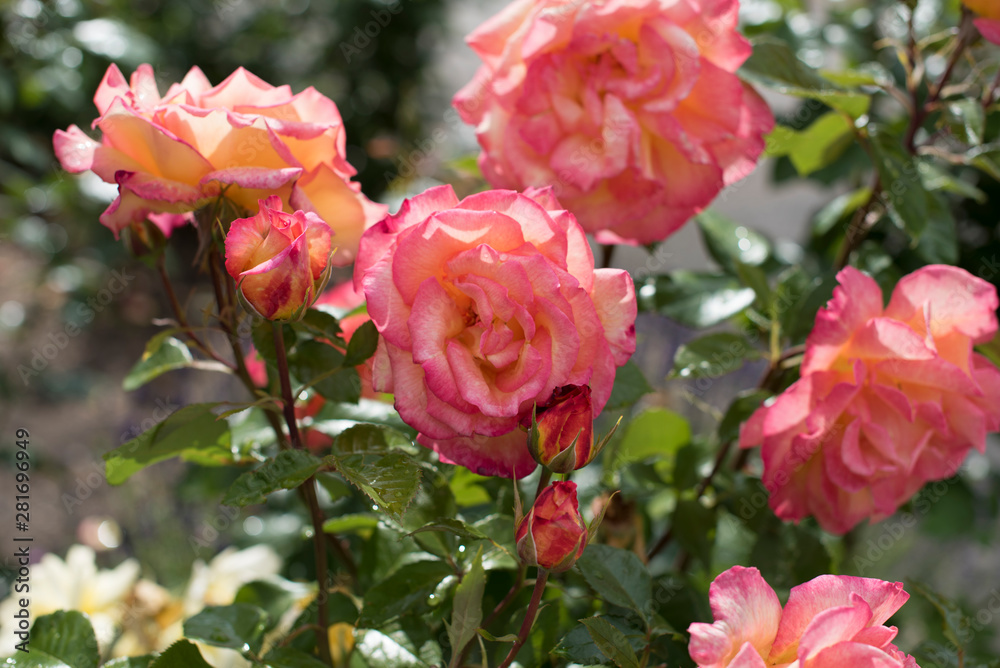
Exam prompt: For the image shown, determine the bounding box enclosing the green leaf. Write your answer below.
[406,517,491,543]
[740,37,870,118]
[696,212,771,273]
[672,500,717,567]
[353,629,437,667]
[448,546,485,668]
[344,319,380,367]
[288,340,361,404]
[296,308,342,341]
[149,641,215,668]
[580,617,641,668]
[869,125,930,241]
[29,611,98,668]
[449,469,492,507]
[604,360,654,411]
[222,450,323,507]
[614,409,690,465]
[323,513,380,534]
[328,425,422,522]
[234,579,304,632]
[124,336,195,391]
[358,560,454,628]
[719,390,771,444]
[182,603,269,654]
[767,112,856,176]
[639,272,756,328]
[671,333,759,379]
[1,649,71,667]
[103,403,234,485]
[909,581,969,652]
[736,262,772,309]
[102,658,155,668]
[944,99,985,145]
[914,191,958,265]
[261,647,330,668]
[312,398,415,437]
[812,186,874,236]
[965,145,1000,182]
[576,544,653,627]
[477,629,519,643]
[919,161,986,203]
[552,616,646,666]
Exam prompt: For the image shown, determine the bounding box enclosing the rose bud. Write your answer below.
[225,195,333,320]
[515,481,588,572]
[528,385,594,473]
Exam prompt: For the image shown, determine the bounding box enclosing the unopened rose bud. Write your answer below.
[225,196,333,320]
[528,385,594,473]
[515,481,587,572]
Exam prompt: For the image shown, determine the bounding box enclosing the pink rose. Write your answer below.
[353,184,637,478]
[53,64,384,262]
[740,265,1000,534]
[225,196,331,320]
[453,0,774,245]
[689,566,920,668]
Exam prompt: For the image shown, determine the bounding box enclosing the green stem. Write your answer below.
[498,570,550,668]
[273,322,334,667]
[534,468,553,501]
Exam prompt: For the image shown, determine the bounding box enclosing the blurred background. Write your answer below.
[1,0,998,657]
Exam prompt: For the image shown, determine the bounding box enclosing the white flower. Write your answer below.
[0,545,140,653]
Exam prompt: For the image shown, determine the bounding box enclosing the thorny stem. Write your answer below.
[156,255,234,370]
[273,321,334,667]
[498,570,550,668]
[206,245,360,588]
[904,9,974,153]
[534,468,553,501]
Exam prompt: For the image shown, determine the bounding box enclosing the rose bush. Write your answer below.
[354,184,636,477]
[740,265,1000,534]
[453,0,774,245]
[689,566,920,667]
[54,63,384,262]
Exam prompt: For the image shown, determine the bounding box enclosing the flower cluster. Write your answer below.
[740,265,1000,533]
[454,0,774,245]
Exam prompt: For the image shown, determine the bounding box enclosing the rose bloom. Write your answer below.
[964,0,1000,43]
[515,480,588,572]
[740,265,1000,534]
[354,185,636,477]
[54,63,384,263]
[453,0,774,245]
[225,196,332,320]
[688,566,920,668]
